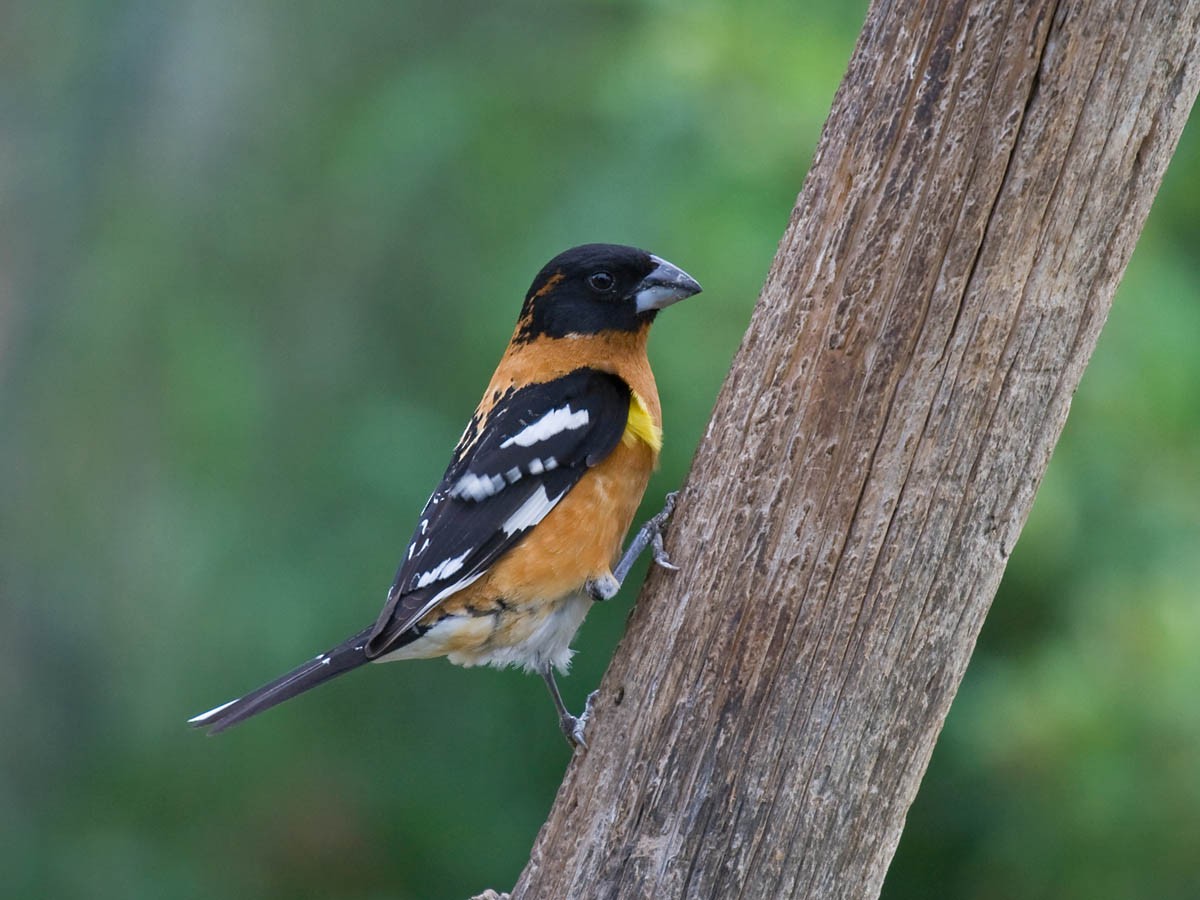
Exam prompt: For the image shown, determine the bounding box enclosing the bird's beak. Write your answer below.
[634,255,703,314]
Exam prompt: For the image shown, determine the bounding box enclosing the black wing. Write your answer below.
[365,367,631,655]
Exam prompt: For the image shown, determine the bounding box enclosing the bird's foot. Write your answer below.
[610,491,682,587]
[650,526,679,572]
[561,690,600,750]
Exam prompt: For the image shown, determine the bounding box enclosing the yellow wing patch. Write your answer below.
[623,390,662,452]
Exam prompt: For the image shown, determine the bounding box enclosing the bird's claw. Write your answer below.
[653,491,678,527]
[648,492,680,571]
[563,690,600,751]
[651,530,679,571]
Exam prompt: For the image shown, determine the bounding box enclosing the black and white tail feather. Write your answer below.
[188,628,373,735]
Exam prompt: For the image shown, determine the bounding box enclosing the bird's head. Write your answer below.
[515,243,702,341]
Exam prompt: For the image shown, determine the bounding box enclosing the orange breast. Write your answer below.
[481,435,656,604]
[406,433,656,668]
[412,326,663,664]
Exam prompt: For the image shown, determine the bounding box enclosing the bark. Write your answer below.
[510,0,1200,897]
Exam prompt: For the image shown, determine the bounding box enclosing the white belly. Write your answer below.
[373,591,593,675]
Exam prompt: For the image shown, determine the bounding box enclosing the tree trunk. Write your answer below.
[511,1,1200,898]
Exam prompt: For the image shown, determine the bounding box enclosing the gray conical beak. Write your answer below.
[634,255,702,314]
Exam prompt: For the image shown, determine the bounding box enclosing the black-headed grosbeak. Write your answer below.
[189,244,701,747]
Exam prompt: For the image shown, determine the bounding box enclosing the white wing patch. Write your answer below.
[502,484,564,536]
[452,472,507,501]
[500,406,589,448]
[414,548,472,588]
[450,403,578,501]
[527,456,556,475]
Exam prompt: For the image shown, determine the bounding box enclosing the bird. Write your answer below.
[188,243,701,747]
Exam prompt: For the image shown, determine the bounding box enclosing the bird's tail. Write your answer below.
[188,627,373,735]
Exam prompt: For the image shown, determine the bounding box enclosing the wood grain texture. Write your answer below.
[508,1,1200,897]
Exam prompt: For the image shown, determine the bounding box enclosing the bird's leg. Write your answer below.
[540,665,598,750]
[562,493,678,748]
[614,490,680,583]
[586,491,680,602]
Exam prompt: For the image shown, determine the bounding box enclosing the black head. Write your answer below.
[516,243,701,341]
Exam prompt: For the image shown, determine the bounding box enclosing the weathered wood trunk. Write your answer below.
[509,0,1200,897]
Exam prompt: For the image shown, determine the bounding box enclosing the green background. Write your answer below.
[3,2,1196,898]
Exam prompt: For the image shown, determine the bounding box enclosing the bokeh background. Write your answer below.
[2,2,1196,898]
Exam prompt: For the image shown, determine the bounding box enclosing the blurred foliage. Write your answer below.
[0,1,1195,898]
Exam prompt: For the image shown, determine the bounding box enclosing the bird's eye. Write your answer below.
[587,271,615,293]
